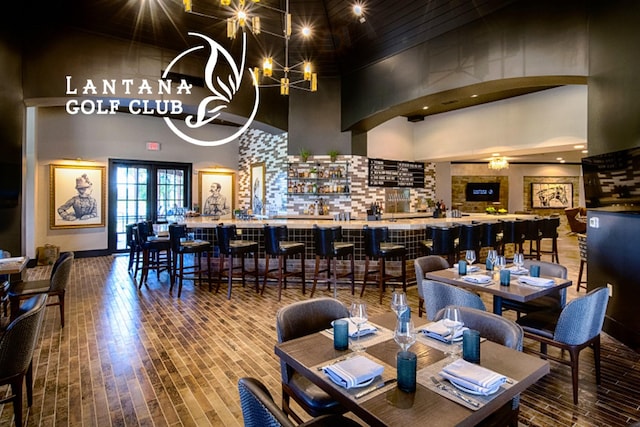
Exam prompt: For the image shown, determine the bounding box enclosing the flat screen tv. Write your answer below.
[582,147,640,208]
[465,182,500,202]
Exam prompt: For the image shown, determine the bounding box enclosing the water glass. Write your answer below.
[333,319,349,351]
[462,329,481,363]
[458,260,467,275]
[442,306,463,357]
[465,250,476,266]
[496,255,507,270]
[349,302,368,352]
[513,253,524,270]
[530,265,541,277]
[394,319,416,352]
[390,290,408,319]
[500,269,511,286]
[397,351,417,392]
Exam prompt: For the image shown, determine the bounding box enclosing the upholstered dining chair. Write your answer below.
[419,280,486,321]
[500,259,568,318]
[275,298,349,423]
[413,255,450,317]
[517,287,609,404]
[238,377,361,427]
[434,306,523,427]
[0,294,48,427]
[8,251,74,327]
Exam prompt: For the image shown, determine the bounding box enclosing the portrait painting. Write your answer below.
[531,183,573,208]
[250,162,265,216]
[198,171,235,219]
[50,164,106,229]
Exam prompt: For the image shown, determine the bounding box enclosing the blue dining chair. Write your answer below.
[419,280,486,321]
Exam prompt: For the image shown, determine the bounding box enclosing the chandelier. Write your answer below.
[488,156,509,170]
[183,0,317,95]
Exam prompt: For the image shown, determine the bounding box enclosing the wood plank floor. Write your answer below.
[2,230,639,426]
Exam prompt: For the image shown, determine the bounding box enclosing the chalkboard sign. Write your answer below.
[368,158,425,188]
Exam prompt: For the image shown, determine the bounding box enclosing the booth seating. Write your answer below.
[310,226,355,298]
[361,226,406,303]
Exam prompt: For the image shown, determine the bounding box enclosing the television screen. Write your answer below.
[465,182,500,202]
[582,147,640,208]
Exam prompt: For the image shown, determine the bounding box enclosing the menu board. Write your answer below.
[368,158,425,188]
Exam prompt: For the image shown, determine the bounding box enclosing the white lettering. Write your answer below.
[158,79,171,95]
[103,80,117,95]
[65,99,120,115]
[122,79,134,94]
[82,79,98,95]
[138,79,153,95]
[176,79,192,94]
[65,76,77,95]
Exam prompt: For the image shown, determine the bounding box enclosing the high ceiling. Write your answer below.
[25,0,586,163]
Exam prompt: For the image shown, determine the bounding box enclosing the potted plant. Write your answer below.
[327,149,340,162]
[299,148,312,162]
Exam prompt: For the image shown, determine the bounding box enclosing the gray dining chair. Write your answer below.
[413,255,450,317]
[238,377,361,427]
[434,306,523,427]
[420,280,486,321]
[275,298,349,423]
[0,294,48,427]
[501,259,568,318]
[517,287,609,404]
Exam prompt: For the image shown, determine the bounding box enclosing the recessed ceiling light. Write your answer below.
[422,106,429,110]
[574,144,584,149]
[556,157,563,161]
[560,160,566,163]
[492,153,500,157]
[470,94,478,98]
[582,149,588,154]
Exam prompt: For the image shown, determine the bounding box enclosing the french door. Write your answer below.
[108,159,192,252]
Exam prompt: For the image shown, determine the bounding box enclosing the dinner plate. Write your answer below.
[449,379,500,396]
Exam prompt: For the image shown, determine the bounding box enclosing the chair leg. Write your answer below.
[59,292,65,328]
[227,254,233,300]
[253,251,259,293]
[361,257,370,297]
[277,255,284,301]
[593,336,602,385]
[300,253,306,295]
[261,255,270,295]
[568,346,580,404]
[10,376,23,427]
[379,257,385,304]
[349,253,355,295]
[418,297,424,317]
[311,255,321,297]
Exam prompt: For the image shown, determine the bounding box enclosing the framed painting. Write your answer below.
[198,171,235,219]
[50,164,106,229]
[531,182,573,208]
[250,162,265,215]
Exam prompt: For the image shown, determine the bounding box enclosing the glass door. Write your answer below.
[108,160,191,252]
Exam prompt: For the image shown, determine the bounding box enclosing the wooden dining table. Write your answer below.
[274,313,549,427]
[424,267,572,315]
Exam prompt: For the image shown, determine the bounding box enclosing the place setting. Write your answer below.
[418,306,469,353]
[321,301,393,348]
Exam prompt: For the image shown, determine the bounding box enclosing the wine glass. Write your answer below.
[496,255,507,270]
[442,306,463,356]
[486,249,498,271]
[349,302,368,352]
[394,319,416,352]
[390,290,408,319]
[465,250,476,267]
[513,253,524,271]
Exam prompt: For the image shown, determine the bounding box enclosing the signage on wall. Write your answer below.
[64,32,259,147]
[368,158,425,188]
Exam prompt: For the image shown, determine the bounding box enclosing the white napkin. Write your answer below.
[323,355,384,389]
[420,320,467,343]
[507,266,528,275]
[440,359,506,395]
[462,275,492,284]
[454,264,480,273]
[333,318,378,338]
[0,256,25,264]
[518,276,555,287]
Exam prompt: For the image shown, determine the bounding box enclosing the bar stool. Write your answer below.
[361,226,406,304]
[136,221,172,287]
[499,220,525,258]
[262,225,306,301]
[538,216,560,263]
[577,233,588,291]
[479,221,502,257]
[420,225,459,266]
[168,224,211,298]
[456,223,482,262]
[215,224,259,299]
[522,218,542,260]
[126,223,143,276]
[310,225,355,298]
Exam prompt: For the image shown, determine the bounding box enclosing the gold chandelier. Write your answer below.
[184,0,317,95]
[488,156,509,170]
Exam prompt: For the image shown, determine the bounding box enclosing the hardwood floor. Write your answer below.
[2,230,639,426]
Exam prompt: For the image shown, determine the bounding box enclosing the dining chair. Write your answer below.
[238,377,362,427]
[434,306,523,426]
[8,251,74,327]
[275,298,349,423]
[413,255,449,317]
[500,260,568,318]
[0,294,48,427]
[517,287,609,404]
[419,280,486,321]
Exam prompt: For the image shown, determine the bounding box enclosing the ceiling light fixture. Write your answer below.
[353,3,366,23]
[488,156,509,170]
[184,0,317,95]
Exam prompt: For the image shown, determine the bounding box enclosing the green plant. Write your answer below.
[327,149,340,162]
[299,148,312,162]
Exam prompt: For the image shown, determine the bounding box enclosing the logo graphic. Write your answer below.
[163,31,260,146]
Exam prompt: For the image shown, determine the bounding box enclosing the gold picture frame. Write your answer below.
[198,171,235,219]
[250,162,265,215]
[50,164,106,229]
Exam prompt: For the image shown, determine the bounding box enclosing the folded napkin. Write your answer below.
[440,358,506,395]
[453,264,481,273]
[518,276,555,287]
[462,275,492,284]
[323,355,384,389]
[333,318,378,338]
[0,256,24,264]
[420,319,467,343]
[507,266,529,275]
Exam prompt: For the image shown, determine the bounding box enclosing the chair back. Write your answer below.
[169,223,187,252]
[49,252,74,293]
[480,222,502,248]
[276,298,348,382]
[429,226,458,255]
[522,218,542,241]
[414,256,449,298]
[420,280,486,321]
[0,294,47,380]
[554,287,609,345]
[457,223,481,253]
[238,377,295,427]
[216,224,239,255]
[362,226,389,257]
[540,217,560,239]
[126,224,137,249]
[264,225,289,255]
[313,225,342,257]
[523,259,567,307]
[501,220,526,245]
[136,221,154,245]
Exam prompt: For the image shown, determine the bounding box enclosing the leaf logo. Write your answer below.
[163,31,260,146]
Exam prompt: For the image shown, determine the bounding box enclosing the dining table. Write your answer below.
[424,266,572,315]
[274,312,549,427]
